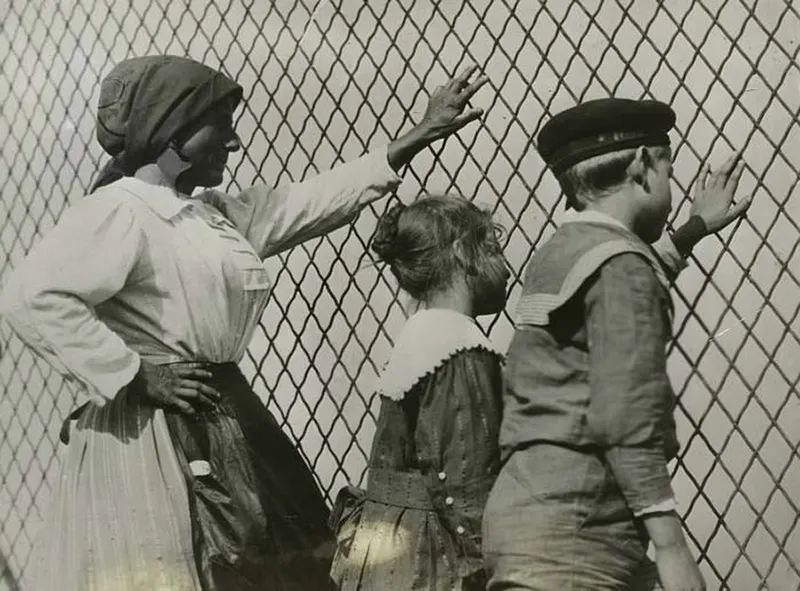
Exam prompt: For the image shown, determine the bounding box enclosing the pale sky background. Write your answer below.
[1,0,799,589]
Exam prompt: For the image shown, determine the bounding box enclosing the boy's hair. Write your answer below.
[372,195,503,301]
[558,145,671,210]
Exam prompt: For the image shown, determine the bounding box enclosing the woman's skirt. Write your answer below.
[164,362,334,590]
[28,362,334,591]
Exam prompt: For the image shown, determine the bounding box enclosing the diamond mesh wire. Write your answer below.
[1,1,798,589]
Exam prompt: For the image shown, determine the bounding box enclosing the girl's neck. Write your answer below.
[420,282,475,318]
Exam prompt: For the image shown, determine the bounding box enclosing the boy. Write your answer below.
[483,98,749,591]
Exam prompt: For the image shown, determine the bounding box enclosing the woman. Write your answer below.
[329,196,509,590]
[0,55,487,591]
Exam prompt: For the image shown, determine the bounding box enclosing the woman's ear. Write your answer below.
[628,145,652,193]
[156,144,193,187]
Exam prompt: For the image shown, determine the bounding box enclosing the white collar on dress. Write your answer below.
[375,308,503,401]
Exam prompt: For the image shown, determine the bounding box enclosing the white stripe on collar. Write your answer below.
[375,308,503,401]
[561,209,631,232]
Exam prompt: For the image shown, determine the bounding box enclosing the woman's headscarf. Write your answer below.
[91,55,243,192]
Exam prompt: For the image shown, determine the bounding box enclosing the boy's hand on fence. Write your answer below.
[131,361,220,415]
[655,542,706,591]
[387,65,488,171]
[690,152,752,233]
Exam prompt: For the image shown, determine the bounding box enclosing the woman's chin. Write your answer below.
[200,171,225,188]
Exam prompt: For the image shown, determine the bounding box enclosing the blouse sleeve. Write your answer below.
[650,232,687,281]
[585,252,677,515]
[0,195,145,405]
[197,146,402,258]
[650,216,708,281]
[414,348,504,562]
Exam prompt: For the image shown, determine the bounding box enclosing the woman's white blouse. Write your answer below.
[0,147,401,405]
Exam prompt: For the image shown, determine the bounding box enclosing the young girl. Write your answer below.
[329,195,510,590]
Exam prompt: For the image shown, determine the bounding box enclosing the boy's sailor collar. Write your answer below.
[375,308,503,401]
[515,208,676,328]
[562,208,687,275]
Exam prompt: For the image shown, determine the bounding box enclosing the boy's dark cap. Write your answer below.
[537,98,676,174]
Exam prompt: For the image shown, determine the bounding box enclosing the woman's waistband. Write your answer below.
[141,353,240,368]
[198,361,241,375]
[155,360,244,384]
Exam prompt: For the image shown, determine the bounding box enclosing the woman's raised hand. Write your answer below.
[419,65,489,141]
[387,65,489,171]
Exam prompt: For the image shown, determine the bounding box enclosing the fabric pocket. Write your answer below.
[241,265,271,291]
[329,486,366,561]
[165,409,272,590]
[579,453,636,532]
[504,445,605,531]
[329,485,367,532]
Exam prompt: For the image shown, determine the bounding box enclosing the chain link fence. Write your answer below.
[1,0,798,589]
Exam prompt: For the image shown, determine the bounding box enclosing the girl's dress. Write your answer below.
[0,149,400,591]
[330,308,504,590]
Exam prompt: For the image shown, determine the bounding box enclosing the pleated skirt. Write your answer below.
[27,362,334,591]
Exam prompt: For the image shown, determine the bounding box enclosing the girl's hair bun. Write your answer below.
[371,202,406,264]
[372,194,503,302]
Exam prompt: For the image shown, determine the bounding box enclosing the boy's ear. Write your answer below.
[628,145,652,192]
[557,176,579,209]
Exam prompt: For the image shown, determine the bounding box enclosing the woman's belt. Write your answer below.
[366,468,434,511]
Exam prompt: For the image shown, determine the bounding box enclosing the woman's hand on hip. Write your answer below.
[387,65,489,171]
[131,360,221,414]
